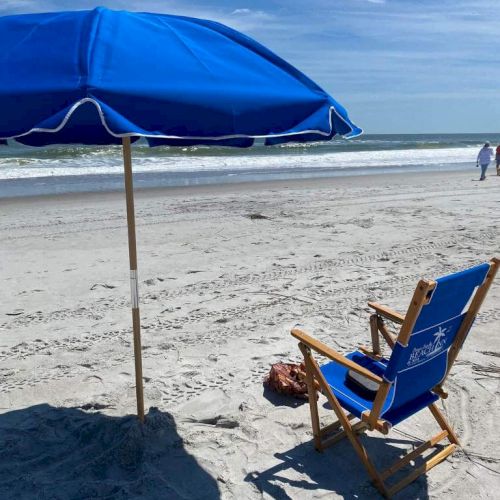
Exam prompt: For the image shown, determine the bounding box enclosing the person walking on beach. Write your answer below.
[496,144,500,176]
[476,142,494,180]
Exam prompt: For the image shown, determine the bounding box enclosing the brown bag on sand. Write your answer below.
[264,362,319,400]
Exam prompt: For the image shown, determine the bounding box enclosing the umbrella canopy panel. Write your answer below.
[0,7,361,146]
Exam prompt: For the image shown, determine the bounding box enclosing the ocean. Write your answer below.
[0,133,497,198]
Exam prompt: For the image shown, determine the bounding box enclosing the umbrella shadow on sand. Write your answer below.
[245,432,431,499]
[0,404,220,499]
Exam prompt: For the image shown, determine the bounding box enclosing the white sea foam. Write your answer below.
[0,146,477,180]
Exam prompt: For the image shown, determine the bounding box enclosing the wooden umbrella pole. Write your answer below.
[122,136,145,422]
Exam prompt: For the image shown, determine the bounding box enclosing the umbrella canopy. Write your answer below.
[0,7,361,146]
[0,7,362,421]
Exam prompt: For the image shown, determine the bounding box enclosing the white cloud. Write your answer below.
[232,9,251,15]
[230,8,273,21]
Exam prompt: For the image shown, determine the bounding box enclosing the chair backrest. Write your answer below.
[381,262,492,415]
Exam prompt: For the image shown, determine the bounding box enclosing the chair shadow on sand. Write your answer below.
[0,404,220,499]
[245,429,431,499]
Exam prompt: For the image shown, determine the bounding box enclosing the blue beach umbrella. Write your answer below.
[0,7,361,421]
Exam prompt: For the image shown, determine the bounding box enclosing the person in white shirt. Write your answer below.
[495,144,500,176]
[476,142,494,180]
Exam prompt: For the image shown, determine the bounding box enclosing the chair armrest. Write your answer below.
[368,301,405,324]
[291,327,383,385]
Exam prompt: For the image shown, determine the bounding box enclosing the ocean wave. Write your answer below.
[0,146,479,180]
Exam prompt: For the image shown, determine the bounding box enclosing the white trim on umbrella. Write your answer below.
[0,97,363,142]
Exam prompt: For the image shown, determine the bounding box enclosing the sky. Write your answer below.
[1,0,499,134]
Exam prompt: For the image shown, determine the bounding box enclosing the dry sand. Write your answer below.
[0,170,499,499]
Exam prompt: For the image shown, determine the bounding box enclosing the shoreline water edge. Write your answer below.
[0,133,498,198]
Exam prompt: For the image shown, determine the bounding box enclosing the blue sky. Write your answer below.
[1,0,499,134]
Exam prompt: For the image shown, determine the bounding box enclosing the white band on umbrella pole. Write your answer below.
[130,269,139,309]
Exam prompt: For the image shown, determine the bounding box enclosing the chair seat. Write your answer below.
[320,351,439,426]
[320,352,390,418]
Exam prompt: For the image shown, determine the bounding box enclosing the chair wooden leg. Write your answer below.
[299,343,366,453]
[344,425,388,496]
[428,402,460,445]
[370,314,381,355]
[377,317,396,349]
[378,411,458,496]
[299,343,323,451]
[380,429,449,481]
[387,444,456,497]
[321,421,368,450]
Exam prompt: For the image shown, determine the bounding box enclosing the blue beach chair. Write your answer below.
[291,258,499,497]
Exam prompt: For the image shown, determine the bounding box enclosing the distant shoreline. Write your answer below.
[0,161,476,199]
[1,131,494,198]
[0,168,488,205]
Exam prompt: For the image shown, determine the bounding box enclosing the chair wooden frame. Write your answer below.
[292,258,499,498]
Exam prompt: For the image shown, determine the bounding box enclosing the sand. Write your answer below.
[0,169,499,499]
